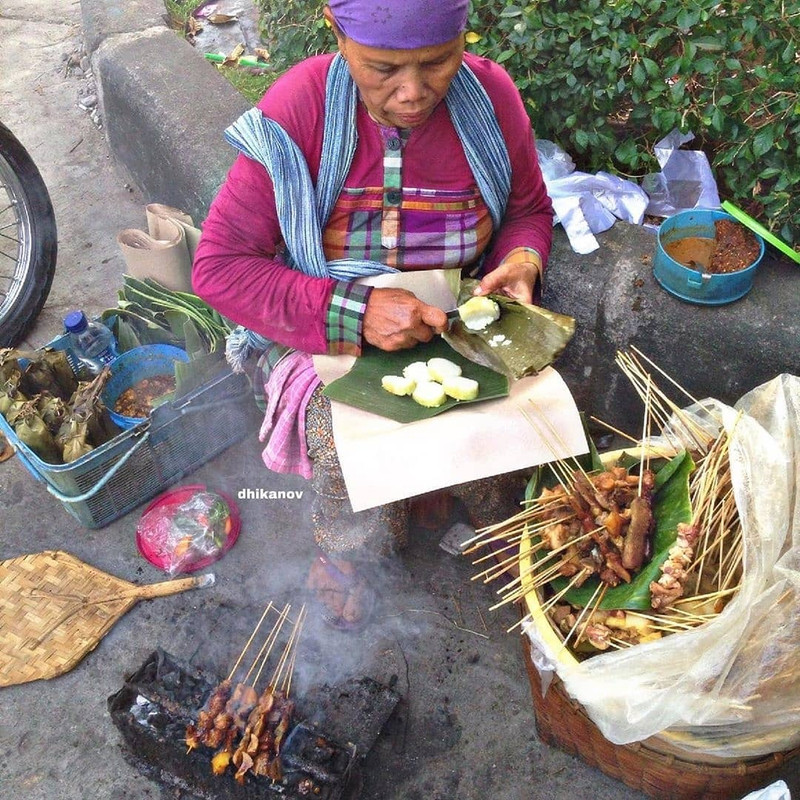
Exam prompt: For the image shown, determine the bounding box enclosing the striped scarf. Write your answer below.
[223,54,511,370]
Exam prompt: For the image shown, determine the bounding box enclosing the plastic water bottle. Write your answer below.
[63,310,118,374]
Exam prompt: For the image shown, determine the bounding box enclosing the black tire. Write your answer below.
[0,121,57,346]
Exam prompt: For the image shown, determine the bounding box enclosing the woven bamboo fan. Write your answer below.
[0,550,213,687]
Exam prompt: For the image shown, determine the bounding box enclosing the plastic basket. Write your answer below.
[1,336,258,529]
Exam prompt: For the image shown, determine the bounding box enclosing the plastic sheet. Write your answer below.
[536,140,649,255]
[525,374,800,758]
[138,492,234,576]
[740,781,792,800]
[642,129,721,217]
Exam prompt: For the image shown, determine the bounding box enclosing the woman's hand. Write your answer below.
[363,287,448,351]
[473,257,542,304]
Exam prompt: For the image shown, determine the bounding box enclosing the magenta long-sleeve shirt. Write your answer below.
[193,52,554,354]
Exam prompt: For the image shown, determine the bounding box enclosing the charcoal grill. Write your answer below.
[108,650,400,799]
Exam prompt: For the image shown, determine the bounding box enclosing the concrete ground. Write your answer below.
[1,1,799,799]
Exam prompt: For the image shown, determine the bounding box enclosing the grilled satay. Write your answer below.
[211,726,239,775]
[233,687,276,783]
[536,467,656,587]
[210,683,260,775]
[186,679,232,751]
[252,692,294,781]
[650,522,701,610]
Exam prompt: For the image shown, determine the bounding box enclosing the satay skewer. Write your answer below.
[616,351,711,454]
[475,550,525,583]
[507,611,532,633]
[250,604,291,688]
[575,583,609,645]
[590,415,639,445]
[638,377,652,494]
[523,398,593,482]
[497,526,604,597]
[540,569,593,615]
[281,604,307,697]
[227,601,274,682]
[560,580,605,652]
[629,345,722,427]
[270,610,301,691]
[471,537,527,566]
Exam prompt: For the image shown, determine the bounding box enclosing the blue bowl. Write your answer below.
[654,209,765,305]
[103,345,189,430]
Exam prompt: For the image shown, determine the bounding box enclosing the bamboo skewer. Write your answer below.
[227,601,274,682]
[270,603,306,693]
[283,605,307,697]
[249,604,291,688]
[561,580,605,652]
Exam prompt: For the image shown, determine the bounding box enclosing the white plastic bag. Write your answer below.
[740,781,791,800]
[536,140,649,254]
[525,374,800,758]
[642,129,721,216]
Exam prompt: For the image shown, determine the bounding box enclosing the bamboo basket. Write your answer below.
[519,449,800,800]
[522,645,798,800]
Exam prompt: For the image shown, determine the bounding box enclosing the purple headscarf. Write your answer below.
[327,0,468,49]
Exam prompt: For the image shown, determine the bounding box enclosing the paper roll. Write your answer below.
[116,223,193,293]
[145,204,201,261]
[116,204,202,293]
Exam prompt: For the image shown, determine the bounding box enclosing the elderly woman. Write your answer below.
[193,0,554,630]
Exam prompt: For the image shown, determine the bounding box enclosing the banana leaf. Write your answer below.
[14,400,62,463]
[173,319,227,398]
[0,371,25,416]
[37,393,68,435]
[442,279,576,380]
[121,277,230,351]
[104,276,233,357]
[0,349,21,384]
[323,337,508,424]
[59,416,94,462]
[538,450,695,611]
[102,307,180,350]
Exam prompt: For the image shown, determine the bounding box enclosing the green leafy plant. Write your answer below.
[256,0,332,71]
[466,0,799,247]
[169,0,798,247]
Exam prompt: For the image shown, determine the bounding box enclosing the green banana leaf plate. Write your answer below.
[322,337,509,424]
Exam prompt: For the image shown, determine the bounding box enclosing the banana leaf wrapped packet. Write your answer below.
[56,416,94,463]
[442,279,576,380]
[68,367,119,446]
[37,392,69,435]
[13,399,62,463]
[0,371,27,418]
[20,349,77,401]
[0,348,23,384]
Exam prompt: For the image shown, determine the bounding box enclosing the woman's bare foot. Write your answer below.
[306,554,375,631]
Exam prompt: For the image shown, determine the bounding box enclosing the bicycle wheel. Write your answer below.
[0,121,58,346]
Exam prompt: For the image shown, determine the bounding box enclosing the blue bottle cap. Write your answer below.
[64,310,88,333]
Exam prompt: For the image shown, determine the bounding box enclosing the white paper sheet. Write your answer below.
[316,365,586,512]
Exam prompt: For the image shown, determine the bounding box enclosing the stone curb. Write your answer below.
[82,0,248,222]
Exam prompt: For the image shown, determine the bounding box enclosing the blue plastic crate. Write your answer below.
[2,337,257,528]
